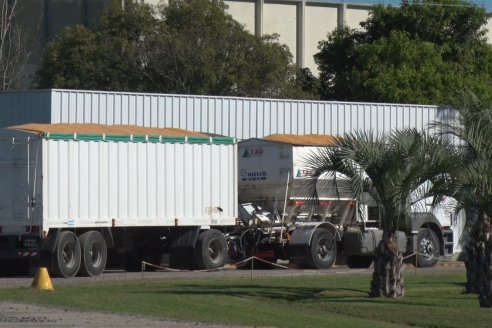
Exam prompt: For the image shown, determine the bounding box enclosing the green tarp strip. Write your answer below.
[44,133,235,145]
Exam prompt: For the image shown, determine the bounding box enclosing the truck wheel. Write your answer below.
[194,229,227,270]
[416,228,440,268]
[78,231,107,277]
[307,228,337,269]
[53,231,81,278]
[346,255,373,269]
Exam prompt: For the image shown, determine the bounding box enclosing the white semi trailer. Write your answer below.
[236,134,464,269]
[0,123,238,277]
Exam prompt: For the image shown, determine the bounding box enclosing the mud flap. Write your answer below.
[287,227,314,266]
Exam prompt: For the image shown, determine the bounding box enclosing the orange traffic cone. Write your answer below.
[31,267,54,291]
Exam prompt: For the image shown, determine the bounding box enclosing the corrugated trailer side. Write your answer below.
[0,89,457,140]
[42,134,237,230]
[0,124,238,277]
[47,90,455,139]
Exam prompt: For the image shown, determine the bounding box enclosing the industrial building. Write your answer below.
[14,0,492,88]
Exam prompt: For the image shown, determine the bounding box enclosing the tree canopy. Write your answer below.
[34,0,311,99]
[315,0,492,105]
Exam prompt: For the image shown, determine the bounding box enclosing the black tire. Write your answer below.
[78,231,107,277]
[416,228,440,268]
[306,228,337,269]
[53,231,81,278]
[346,255,373,269]
[194,229,228,270]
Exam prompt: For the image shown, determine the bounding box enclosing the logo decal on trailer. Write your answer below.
[240,170,267,181]
[295,167,315,178]
[242,147,264,158]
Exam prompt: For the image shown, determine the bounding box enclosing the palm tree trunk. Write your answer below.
[369,230,405,298]
[464,213,492,307]
[465,259,479,294]
[459,221,492,306]
[476,240,492,307]
[464,209,480,294]
[476,214,492,307]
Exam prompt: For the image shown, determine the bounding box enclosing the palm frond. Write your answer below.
[303,128,453,232]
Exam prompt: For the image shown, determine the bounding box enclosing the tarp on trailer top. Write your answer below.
[263,134,338,146]
[9,123,210,137]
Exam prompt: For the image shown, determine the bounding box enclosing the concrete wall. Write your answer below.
[304,3,338,73]
[485,15,492,44]
[226,0,255,33]
[223,1,373,72]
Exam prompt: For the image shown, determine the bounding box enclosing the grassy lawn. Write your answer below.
[0,271,490,327]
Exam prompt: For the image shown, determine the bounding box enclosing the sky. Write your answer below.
[334,1,492,11]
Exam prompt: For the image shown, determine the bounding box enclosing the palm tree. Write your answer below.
[304,128,456,298]
[433,93,492,307]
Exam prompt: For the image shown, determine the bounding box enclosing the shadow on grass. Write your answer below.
[406,281,466,287]
[133,284,369,302]
[132,282,475,308]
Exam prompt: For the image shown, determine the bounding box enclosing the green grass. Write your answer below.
[0,272,490,327]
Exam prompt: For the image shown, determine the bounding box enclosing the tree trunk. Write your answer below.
[369,231,405,298]
[464,209,480,294]
[477,214,492,307]
[465,259,479,294]
[464,212,492,307]
[477,241,492,307]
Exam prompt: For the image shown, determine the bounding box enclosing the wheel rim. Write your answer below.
[62,243,76,269]
[89,243,102,267]
[208,239,223,265]
[419,237,435,260]
[316,236,334,261]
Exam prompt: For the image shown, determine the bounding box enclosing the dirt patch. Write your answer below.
[0,301,238,328]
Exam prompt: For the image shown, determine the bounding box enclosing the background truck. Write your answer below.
[235,134,465,269]
[0,123,237,277]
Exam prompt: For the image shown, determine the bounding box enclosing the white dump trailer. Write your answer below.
[237,135,463,269]
[0,123,238,277]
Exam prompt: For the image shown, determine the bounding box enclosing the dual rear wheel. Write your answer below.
[51,231,107,278]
